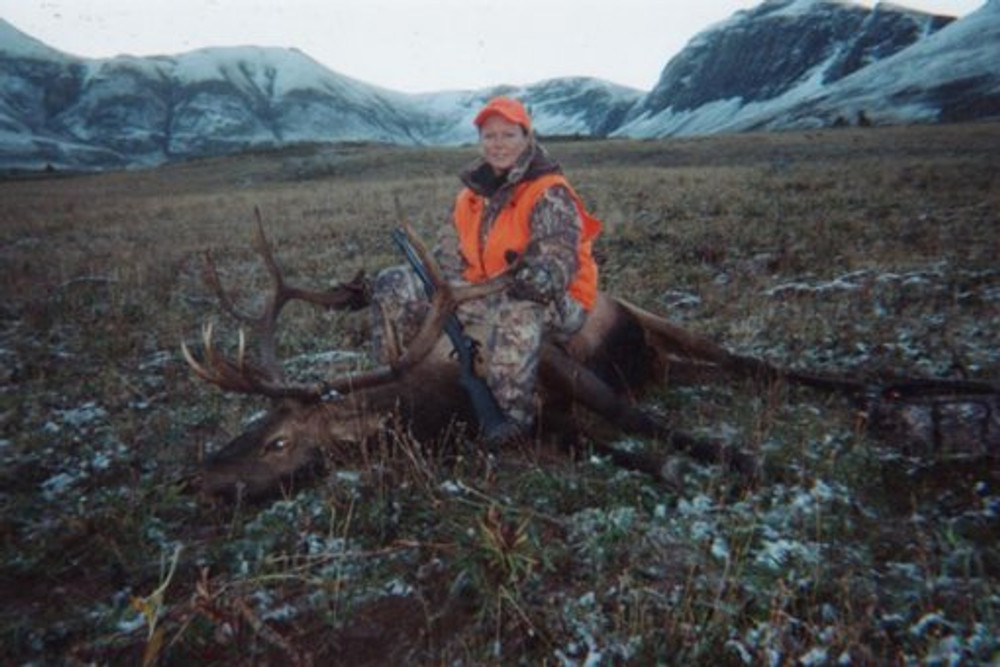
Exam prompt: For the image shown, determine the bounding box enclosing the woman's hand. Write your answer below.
[510,261,556,303]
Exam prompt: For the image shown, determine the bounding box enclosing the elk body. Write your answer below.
[185,220,999,500]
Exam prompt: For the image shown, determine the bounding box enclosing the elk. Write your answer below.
[184,215,999,500]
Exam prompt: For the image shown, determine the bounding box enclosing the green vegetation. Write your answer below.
[1,123,998,664]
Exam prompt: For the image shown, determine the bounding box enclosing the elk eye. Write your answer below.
[264,437,290,453]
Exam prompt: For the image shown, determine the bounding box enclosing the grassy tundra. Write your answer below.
[1,123,998,664]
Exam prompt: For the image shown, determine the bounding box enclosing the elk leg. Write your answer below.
[539,344,758,477]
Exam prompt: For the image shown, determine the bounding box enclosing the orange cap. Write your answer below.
[473,96,532,132]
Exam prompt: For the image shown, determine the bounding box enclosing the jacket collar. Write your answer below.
[460,139,562,198]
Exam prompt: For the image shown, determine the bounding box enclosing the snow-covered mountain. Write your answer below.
[616,0,956,136]
[0,31,447,169]
[0,19,641,170]
[1,0,996,171]
[746,0,1000,130]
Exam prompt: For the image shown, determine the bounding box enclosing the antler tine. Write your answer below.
[180,322,248,391]
[202,251,258,324]
[256,207,372,310]
[198,211,300,382]
[252,206,289,308]
[180,323,219,385]
[250,207,292,376]
[318,287,454,395]
[398,218,444,285]
[182,322,327,401]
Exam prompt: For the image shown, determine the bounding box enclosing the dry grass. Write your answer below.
[1,122,998,664]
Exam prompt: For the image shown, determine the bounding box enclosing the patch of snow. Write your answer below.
[139,351,174,371]
[383,578,413,597]
[439,480,464,495]
[798,646,829,666]
[58,401,107,429]
[678,493,715,516]
[711,536,731,560]
[115,612,147,634]
[909,610,951,637]
[658,289,702,309]
[755,537,821,569]
[40,472,77,501]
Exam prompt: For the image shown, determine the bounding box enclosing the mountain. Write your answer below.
[616,0,956,136]
[405,79,643,146]
[0,35,447,169]
[0,19,641,170]
[746,0,1000,129]
[1,0,997,171]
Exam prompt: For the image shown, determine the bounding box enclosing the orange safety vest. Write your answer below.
[453,173,601,310]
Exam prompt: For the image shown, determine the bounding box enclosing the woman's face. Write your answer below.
[478,115,530,174]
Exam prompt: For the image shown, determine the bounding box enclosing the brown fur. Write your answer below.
[566,294,663,394]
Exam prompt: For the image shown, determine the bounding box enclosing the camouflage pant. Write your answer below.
[370,265,586,428]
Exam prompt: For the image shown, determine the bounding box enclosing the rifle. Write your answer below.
[391,227,508,435]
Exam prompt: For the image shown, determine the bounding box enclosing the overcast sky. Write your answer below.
[1,0,985,93]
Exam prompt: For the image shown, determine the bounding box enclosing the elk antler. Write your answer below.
[181,322,329,400]
[183,212,510,402]
[198,207,368,378]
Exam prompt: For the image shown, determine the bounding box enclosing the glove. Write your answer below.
[509,262,556,304]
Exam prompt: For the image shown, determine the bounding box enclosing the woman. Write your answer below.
[373,95,600,446]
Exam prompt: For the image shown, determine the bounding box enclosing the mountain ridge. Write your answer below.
[1,0,996,171]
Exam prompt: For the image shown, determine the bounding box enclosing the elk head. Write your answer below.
[183,211,508,500]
